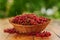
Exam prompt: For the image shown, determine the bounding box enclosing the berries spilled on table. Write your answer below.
[4,28,51,37]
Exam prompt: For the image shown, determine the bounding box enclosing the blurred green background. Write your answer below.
[0,0,60,19]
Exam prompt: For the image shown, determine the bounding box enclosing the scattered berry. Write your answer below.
[4,28,51,37]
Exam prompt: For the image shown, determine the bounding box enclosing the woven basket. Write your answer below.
[9,17,51,33]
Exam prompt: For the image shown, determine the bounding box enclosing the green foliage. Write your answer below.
[0,0,60,19]
[44,0,58,8]
[8,0,27,17]
[0,11,6,18]
[53,11,60,18]
[0,0,7,11]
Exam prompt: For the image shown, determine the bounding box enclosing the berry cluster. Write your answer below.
[36,31,51,37]
[4,28,51,37]
[4,28,17,34]
[12,14,49,25]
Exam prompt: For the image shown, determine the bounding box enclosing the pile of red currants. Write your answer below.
[12,14,49,25]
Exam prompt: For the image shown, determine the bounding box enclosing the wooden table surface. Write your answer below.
[0,19,60,40]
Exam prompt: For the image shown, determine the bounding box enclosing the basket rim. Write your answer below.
[9,17,51,27]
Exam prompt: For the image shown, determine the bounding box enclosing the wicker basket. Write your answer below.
[9,17,51,33]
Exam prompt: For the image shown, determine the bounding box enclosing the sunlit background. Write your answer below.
[0,0,60,19]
